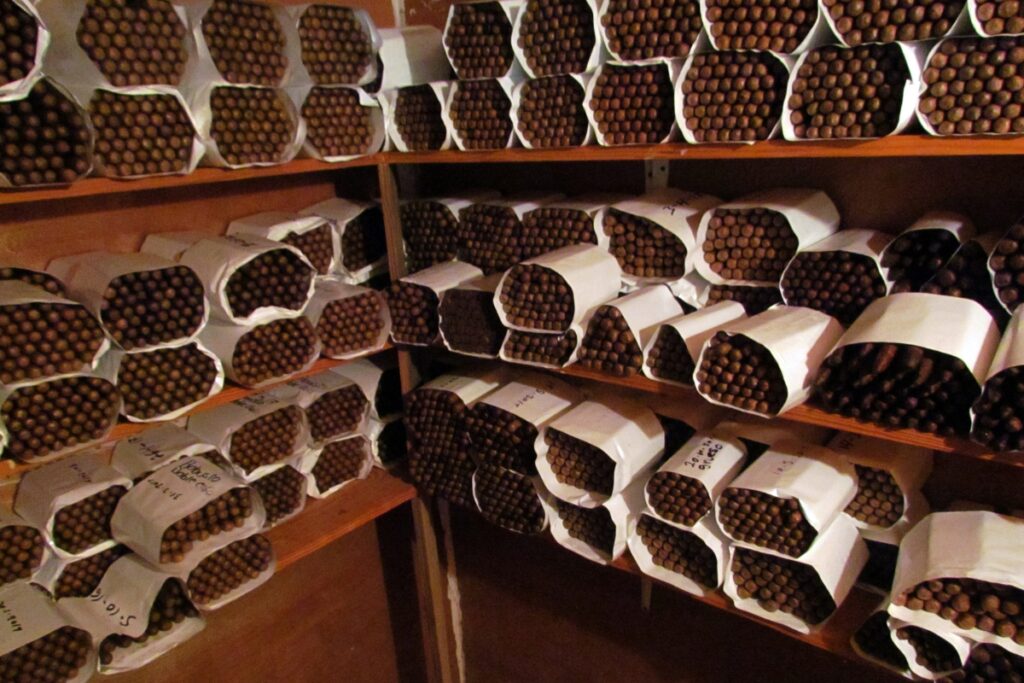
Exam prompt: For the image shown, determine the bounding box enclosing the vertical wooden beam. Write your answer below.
[376,160,461,683]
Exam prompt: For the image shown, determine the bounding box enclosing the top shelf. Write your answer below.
[4,135,1024,207]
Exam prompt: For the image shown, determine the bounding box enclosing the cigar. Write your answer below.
[637,515,719,588]
[159,488,255,563]
[341,206,386,272]
[251,466,306,527]
[556,499,616,554]
[0,0,39,87]
[201,0,287,86]
[229,406,304,475]
[449,79,513,150]
[209,86,296,166]
[822,0,963,44]
[0,522,45,587]
[186,534,273,605]
[544,428,615,496]
[438,288,506,357]
[516,0,596,76]
[459,204,522,273]
[100,265,206,349]
[974,0,1024,35]
[0,626,92,680]
[52,485,128,554]
[705,0,819,53]
[781,249,888,326]
[696,331,789,415]
[225,249,314,319]
[0,300,106,385]
[845,465,904,527]
[602,0,703,61]
[646,471,713,527]
[231,317,319,387]
[578,305,644,377]
[303,86,376,158]
[307,384,369,443]
[852,612,909,671]
[973,366,1024,452]
[604,208,688,278]
[76,0,188,87]
[407,388,476,507]
[921,240,1008,327]
[400,200,459,271]
[99,580,199,664]
[464,402,539,474]
[681,51,789,143]
[443,1,514,79]
[702,207,798,281]
[474,464,546,535]
[90,91,196,178]
[281,224,334,276]
[0,267,65,297]
[498,264,575,331]
[895,626,961,673]
[504,328,578,366]
[315,291,386,357]
[387,281,440,345]
[394,85,447,152]
[53,545,129,599]
[117,343,219,419]
[588,64,675,145]
[989,223,1024,312]
[519,207,598,260]
[892,576,1024,645]
[731,547,837,624]
[646,326,697,385]
[516,76,591,149]
[298,4,374,85]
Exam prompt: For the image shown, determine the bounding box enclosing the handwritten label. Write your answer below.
[511,387,547,410]
[680,438,725,472]
[770,457,798,476]
[66,461,97,485]
[87,588,139,630]
[167,460,223,498]
[0,601,23,634]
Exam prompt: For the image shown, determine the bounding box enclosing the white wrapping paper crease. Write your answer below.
[438,273,506,358]
[110,455,265,573]
[0,581,96,683]
[186,388,308,481]
[510,72,595,149]
[227,211,337,275]
[444,76,521,151]
[397,260,486,345]
[59,555,205,674]
[0,280,111,385]
[827,432,933,543]
[0,0,49,97]
[494,243,623,333]
[627,512,731,597]
[583,286,683,361]
[694,188,841,287]
[694,305,844,417]
[376,26,450,91]
[285,370,371,446]
[511,0,605,79]
[542,476,647,565]
[536,396,665,508]
[299,85,386,162]
[716,442,858,547]
[646,431,748,530]
[500,324,585,369]
[833,293,1000,386]
[782,42,927,141]
[299,197,388,284]
[669,270,713,309]
[599,188,722,286]
[187,535,276,611]
[380,81,453,152]
[442,1,525,81]
[724,515,868,634]
[584,60,685,146]
[197,317,322,389]
[780,228,893,304]
[642,301,748,387]
[888,616,973,681]
[889,511,1024,658]
[111,424,220,483]
[14,449,132,560]
[300,434,375,499]
[46,251,210,351]
[305,279,391,359]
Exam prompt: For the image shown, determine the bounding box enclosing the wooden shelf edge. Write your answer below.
[269,469,417,572]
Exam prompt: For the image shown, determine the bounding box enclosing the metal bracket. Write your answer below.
[644,159,669,191]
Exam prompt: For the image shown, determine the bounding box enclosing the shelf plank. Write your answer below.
[269,469,417,572]
[607,553,883,669]
[0,345,393,483]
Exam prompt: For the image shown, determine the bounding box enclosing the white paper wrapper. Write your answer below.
[694,188,841,287]
[376,26,450,91]
[197,317,321,389]
[110,424,220,483]
[500,324,585,369]
[285,370,371,446]
[250,463,309,529]
[827,432,933,544]
[849,609,913,678]
[694,305,844,417]
[510,0,605,79]
[443,76,521,150]
[578,285,682,370]
[627,512,731,596]
[0,581,95,683]
[396,261,486,346]
[510,72,596,149]
[642,301,747,387]
[494,243,622,333]
[542,476,646,565]
[0,0,49,97]
[185,534,275,612]
[584,60,684,145]
[536,395,665,508]
[442,1,525,81]
[58,554,204,674]
[14,450,132,561]
[724,515,868,634]
[300,433,375,499]
[830,293,1001,389]
[889,510,1024,658]
[889,616,973,680]
[227,211,337,276]
[700,1,837,56]
[0,280,111,387]
[471,465,549,534]
[110,456,265,573]
[645,431,748,530]
[380,81,454,152]
[298,85,386,161]
[304,279,391,359]
[675,42,794,144]
[782,42,927,141]
[780,228,893,309]
[669,271,713,309]
[438,273,507,359]
[186,389,308,482]
[598,188,722,287]
[299,198,388,284]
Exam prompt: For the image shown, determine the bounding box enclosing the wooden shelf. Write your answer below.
[0,345,393,482]
[607,552,883,670]
[269,468,417,572]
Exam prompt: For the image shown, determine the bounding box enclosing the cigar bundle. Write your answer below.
[512,0,601,78]
[204,85,302,168]
[536,395,664,507]
[644,301,747,387]
[1,372,121,464]
[438,274,507,358]
[388,261,484,346]
[919,36,1024,136]
[585,62,679,146]
[989,221,1024,314]
[296,4,379,87]
[14,449,132,559]
[227,211,338,277]
[300,198,388,283]
[88,89,202,179]
[542,477,645,564]
[923,234,1008,329]
[882,212,974,293]
[186,533,274,611]
[519,196,613,260]
[0,266,66,297]
[703,0,825,53]
[301,86,385,161]
[677,50,791,144]
[305,280,390,359]
[511,74,592,148]
[813,293,1000,436]
[953,644,1024,683]
[600,0,704,62]
[40,544,129,600]
[458,195,563,273]
[825,0,963,45]
[628,512,731,596]
[0,582,95,683]
[779,229,891,326]
[0,78,93,187]
[446,78,517,151]
[0,510,46,588]
[329,356,408,421]
[302,434,374,498]
[706,283,783,314]
[783,43,923,140]
[287,370,371,445]
[972,308,1024,451]
[472,463,548,535]
[442,1,519,80]
[400,198,462,271]
[250,464,307,529]
[200,316,321,388]
[577,285,683,377]
[851,610,910,675]
[0,0,45,92]
[383,83,451,152]
[891,620,972,679]
[501,326,583,368]
[192,0,291,87]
